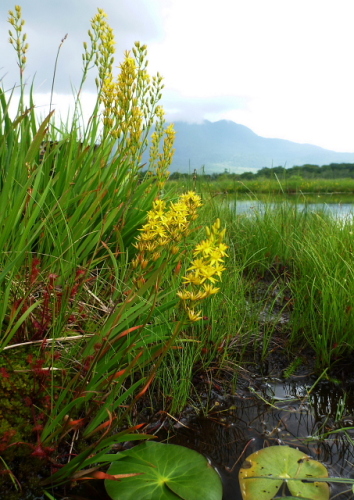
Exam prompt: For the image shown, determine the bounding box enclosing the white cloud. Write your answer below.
[2,0,354,152]
[147,0,354,151]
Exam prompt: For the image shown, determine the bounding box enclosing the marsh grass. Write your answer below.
[169,176,354,194]
[222,200,354,367]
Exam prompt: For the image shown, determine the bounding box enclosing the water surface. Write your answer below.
[226,194,354,219]
[160,376,354,500]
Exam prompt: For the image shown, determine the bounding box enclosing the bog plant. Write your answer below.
[104,442,223,500]
[239,446,329,500]
[0,5,228,498]
[239,445,354,500]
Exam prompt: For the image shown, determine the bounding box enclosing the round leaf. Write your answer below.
[239,445,329,500]
[105,441,223,500]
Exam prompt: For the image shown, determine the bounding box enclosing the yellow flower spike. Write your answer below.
[133,191,207,293]
[176,217,227,320]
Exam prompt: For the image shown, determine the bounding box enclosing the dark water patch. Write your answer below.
[157,376,354,500]
[7,364,354,499]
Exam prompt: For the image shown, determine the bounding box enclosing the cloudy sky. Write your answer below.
[1,0,354,152]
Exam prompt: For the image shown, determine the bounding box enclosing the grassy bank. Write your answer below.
[168,176,354,194]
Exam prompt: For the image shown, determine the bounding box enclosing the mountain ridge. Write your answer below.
[169,120,354,173]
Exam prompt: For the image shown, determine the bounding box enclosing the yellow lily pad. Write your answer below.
[239,445,329,500]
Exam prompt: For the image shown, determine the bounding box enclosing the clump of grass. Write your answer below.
[225,200,354,367]
[1,5,231,496]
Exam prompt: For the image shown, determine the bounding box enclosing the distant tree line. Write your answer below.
[168,163,354,181]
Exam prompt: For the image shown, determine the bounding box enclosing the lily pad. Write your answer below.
[239,445,329,500]
[105,441,223,500]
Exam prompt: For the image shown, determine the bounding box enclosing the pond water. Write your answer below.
[159,374,354,500]
[227,194,354,219]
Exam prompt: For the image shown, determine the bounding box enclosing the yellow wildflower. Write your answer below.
[177,290,191,301]
[199,266,218,284]
[203,284,220,296]
[213,263,226,279]
[193,239,213,256]
[183,273,204,286]
[208,249,225,265]
[187,258,208,276]
[177,217,228,322]
[187,308,203,322]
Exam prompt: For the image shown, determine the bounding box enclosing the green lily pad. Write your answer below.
[239,445,329,500]
[105,441,223,500]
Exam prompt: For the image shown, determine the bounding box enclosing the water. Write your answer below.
[159,376,354,500]
[228,194,354,220]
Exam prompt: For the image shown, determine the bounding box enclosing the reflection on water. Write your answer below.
[160,378,354,500]
[226,194,354,219]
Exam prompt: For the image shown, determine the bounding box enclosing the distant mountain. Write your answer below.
[169,120,354,173]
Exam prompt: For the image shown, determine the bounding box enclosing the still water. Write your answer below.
[161,376,354,500]
[227,194,354,219]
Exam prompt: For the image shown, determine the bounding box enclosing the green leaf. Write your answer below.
[239,446,329,500]
[24,110,55,164]
[105,441,223,500]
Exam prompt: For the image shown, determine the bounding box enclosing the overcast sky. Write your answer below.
[1,0,354,152]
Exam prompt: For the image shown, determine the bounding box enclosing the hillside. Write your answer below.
[169,120,354,173]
